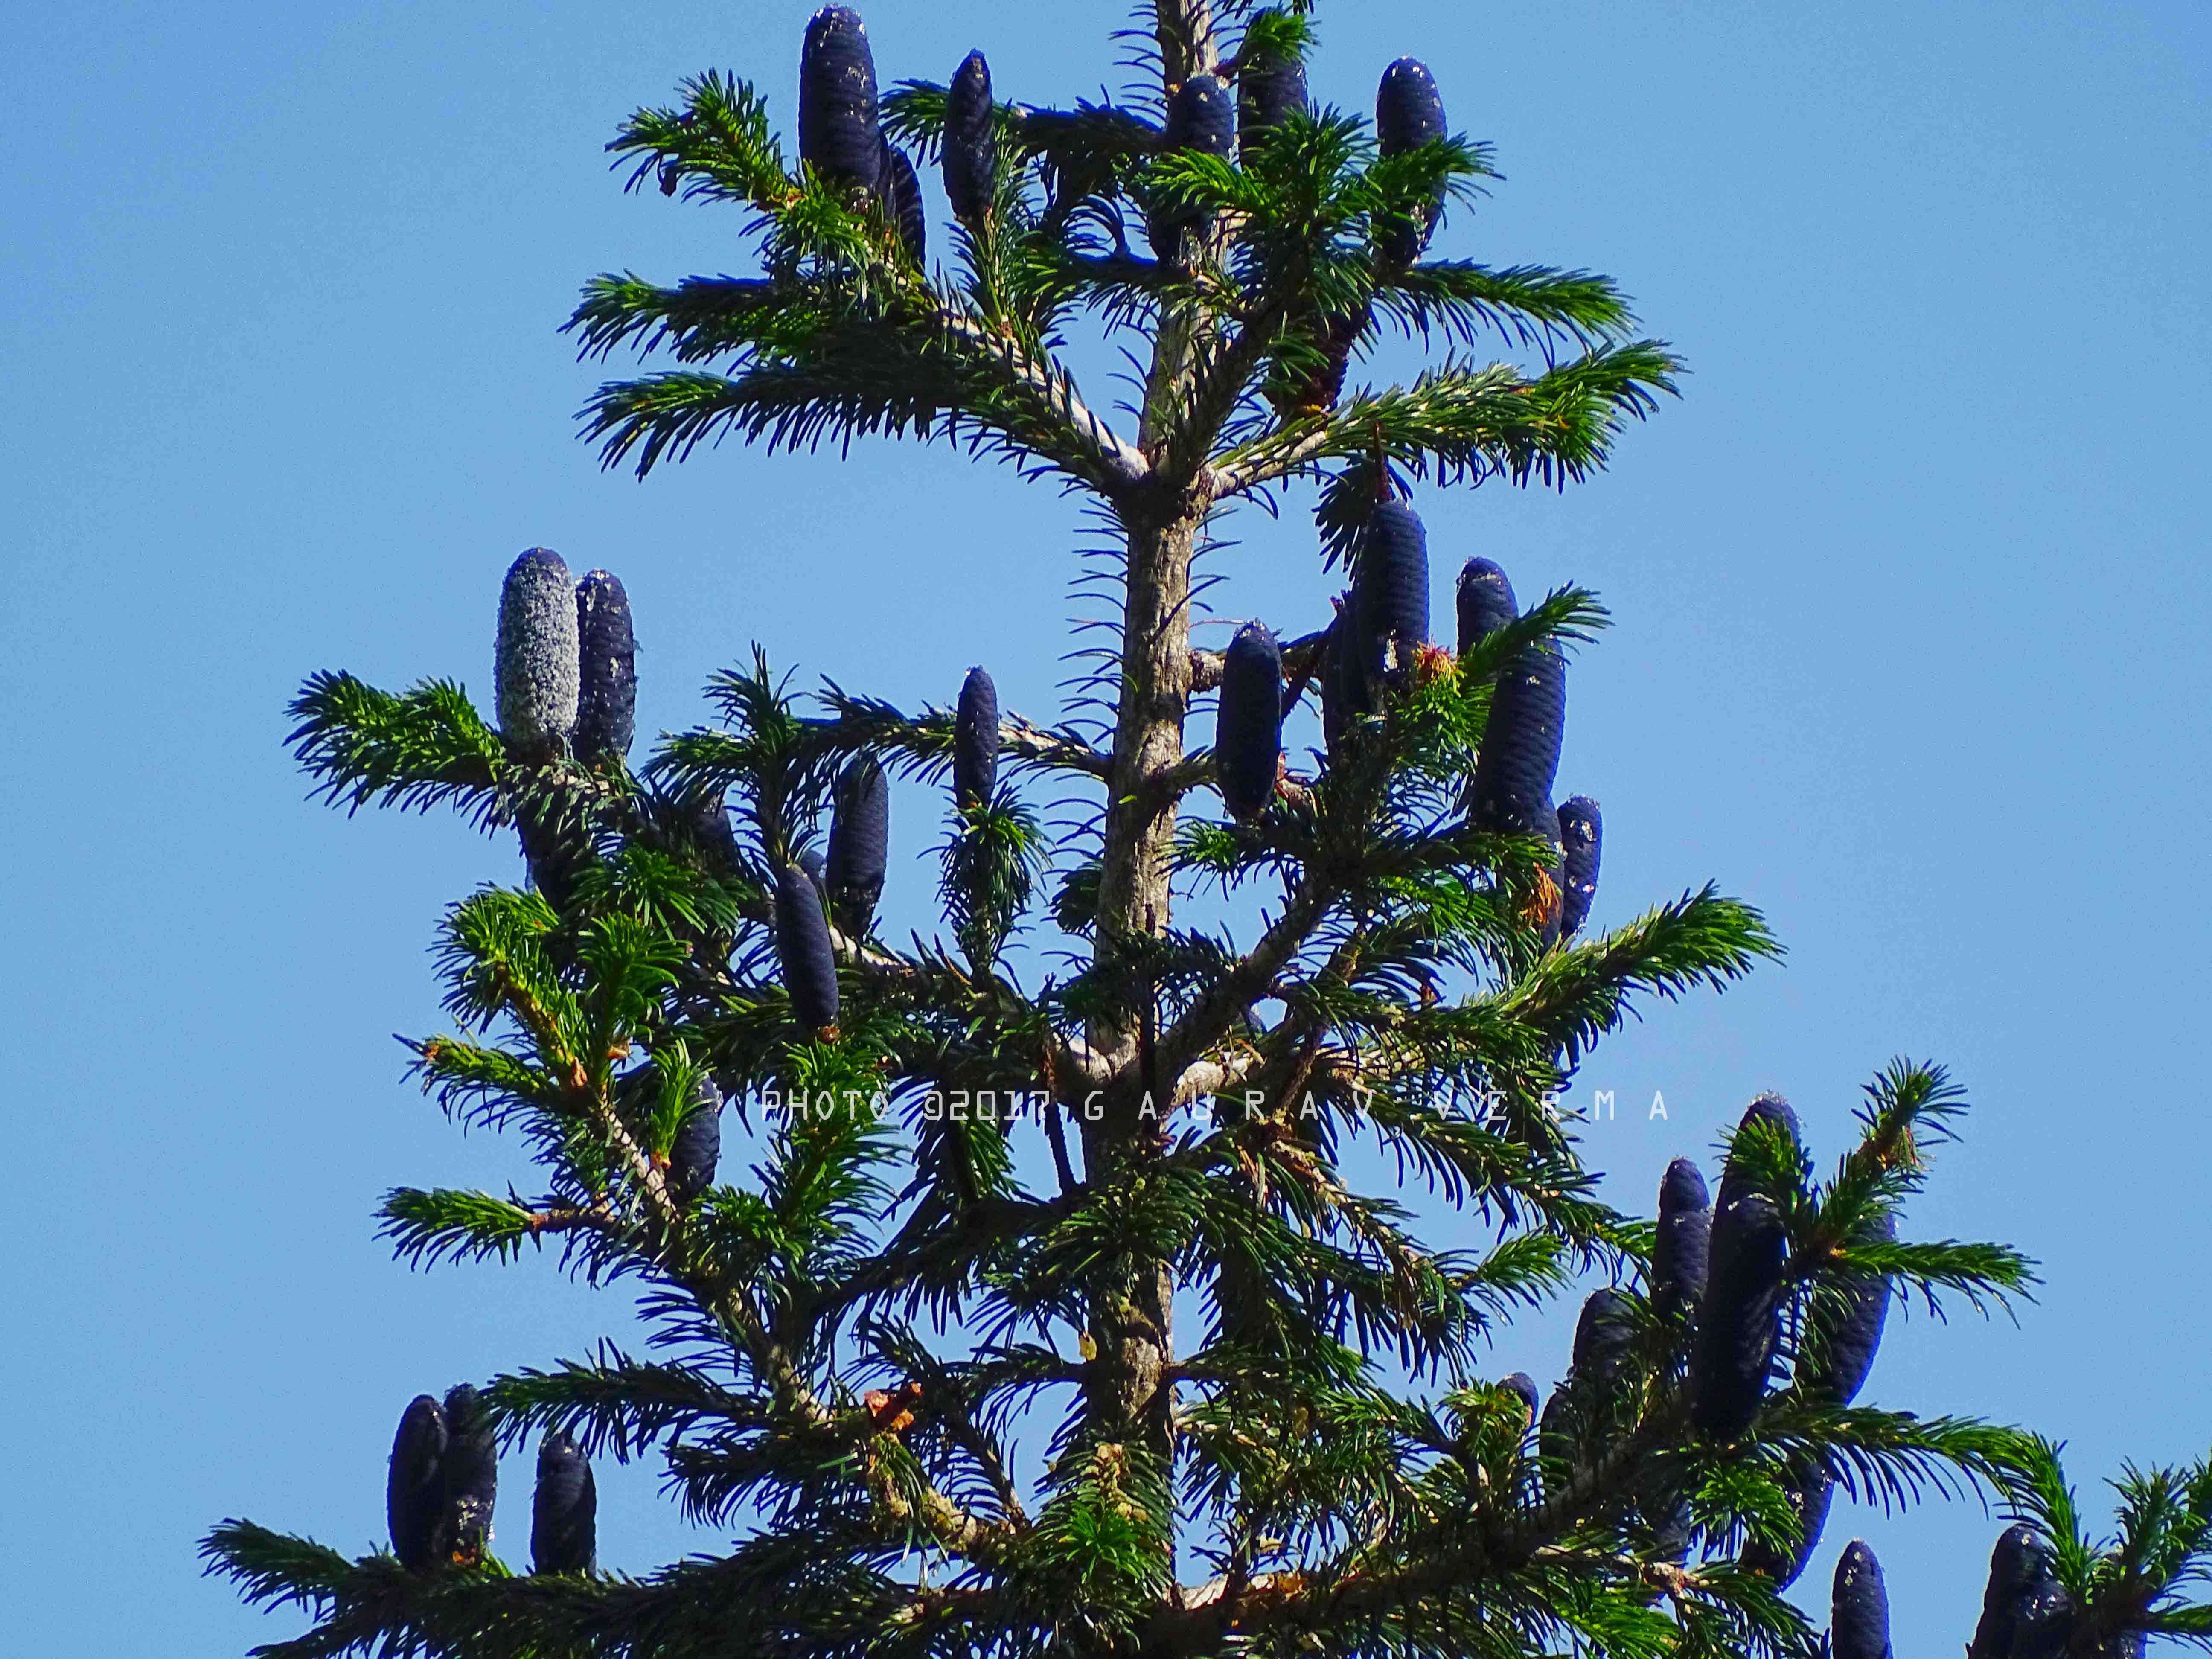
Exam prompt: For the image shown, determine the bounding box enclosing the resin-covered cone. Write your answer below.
[1237,40,1307,163]
[1469,639,1565,837]
[439,1383,498,1567]
[1743,1454,1834,1589]
[1352,498,1430,688]
[1374,56,1446,264]
[1149,73,1235,260]
[1557,795,1601,940]
[1831,1541,1894,1659]
[1715,1091,1804,1214]
[386,1393,447,1570]
[1652,1155,1710,1319]
[1968,1525,2051,1659]
[573,568,635,763]
[1455,556,1517,664]
[496,549,579,757]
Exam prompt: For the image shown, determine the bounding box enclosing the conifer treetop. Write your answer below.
[206,5,2211,1657]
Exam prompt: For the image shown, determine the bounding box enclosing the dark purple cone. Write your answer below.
[1374,56,1446,264]
[496,548,579,757]
[943,51,995,224]
[954,666,998,810]
[1352,498,1430,690]
[1468,639,1566,837]
[1321,600,1368,762]
[1649,1494,1694,1565]
[439,1383,498,1567]
[798,6,882,191]
[1498,1371,1540,1429]
[668,1077,722,1205]
[1557,796,1601,940]
[516,793,583,912]
[1832,1541,1894,1659]
[1284,305,1365,417]
[1811,1209,1894,1405]
[826,755,890,936]
[1715,1091,1805,1214]
[1572,1287,1636,1385]
[1149,73,1236,260]
[686,785,739,871]
[1455,556,1517,664]
[877,138,926,264]
[1690,1192,1788,1438]
[798,847,827,885]
[387,1394,447,1570]
[573,569,635,763]
[1217,623,1285,820]
[1743,1453,1836,1589]
[776,861,840,1032]
[1237,42,1308,163]
[1652,1155,1711,1319]
[1970,1526,2052,1659]
[530,1430,597,1575]
[2011,1575,2078,1659]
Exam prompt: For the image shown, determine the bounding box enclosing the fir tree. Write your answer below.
[206,4,2212,1655]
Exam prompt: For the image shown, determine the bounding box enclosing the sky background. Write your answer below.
[3,0,2208,1649]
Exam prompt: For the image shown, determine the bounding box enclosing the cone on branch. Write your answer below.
[1236,23,1307,163]
[438,1384,498,1568]
[1468,637,1565,838]
[1651,1155,1710,1320]
[667,1077,722,1205]
[1808,1208,1894,1405]
[1149,72,1235,261]
[1352,498,1430,693]
[1689,1191,1787,1438]
[1374,56,1446,265]
[1455,556,1517,666]
[954,665,998,811]
[943,51,995,225]
[1216,622,1284,820]
[1742,1452,1835,1589]
[775,861,839,1034]
[1715,1090,1803,1214]
[1831,1540,1895,1659]
[798,6,882,191]
[573,568,635,764]
[1969,1526,2054,1659]
[530,1431,596,1575]
[877,138,926,264]
[1556,795,1601,940]
[385,1394,447,1571]
[496,549,579,758]
[826,755,889,935]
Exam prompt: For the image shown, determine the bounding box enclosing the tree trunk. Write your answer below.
[1067,0,1219,1575]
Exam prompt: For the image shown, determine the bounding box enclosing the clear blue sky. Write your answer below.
[3,0,2206,1649]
